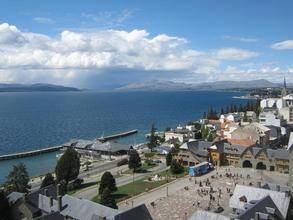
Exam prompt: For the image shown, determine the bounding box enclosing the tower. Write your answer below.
[282,77,287,97]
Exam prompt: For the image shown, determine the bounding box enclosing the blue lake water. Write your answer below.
[0,91,251,183]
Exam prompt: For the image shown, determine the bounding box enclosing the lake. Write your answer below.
[0,91,251,183]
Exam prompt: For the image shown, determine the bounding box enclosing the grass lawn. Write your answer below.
[122,163,158,175]
[67,181,99,195]
[92,176,171,203]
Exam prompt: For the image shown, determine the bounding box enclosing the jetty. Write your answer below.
[97,129,138,142]
[0,146,62,161]
[0,129,138,161]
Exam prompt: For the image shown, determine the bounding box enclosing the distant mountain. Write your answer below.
[0,83,80,92]
[115,79,287,92]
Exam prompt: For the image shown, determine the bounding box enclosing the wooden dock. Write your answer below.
[0,129,138,161]
[97,129,138,142]
[0,146,63,161]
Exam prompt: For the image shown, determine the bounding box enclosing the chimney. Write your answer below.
[276,185,280,192]
[50,197,54,207]
[257,181,261,188]
[57,184,60,196]
[57,196,62,211]
[44,189,48,196]
[254,212,260,220]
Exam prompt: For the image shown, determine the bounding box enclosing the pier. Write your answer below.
[0,129,138,161]
[0,146,62,161]
[97,129,138,142]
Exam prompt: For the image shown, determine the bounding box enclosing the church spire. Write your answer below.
[282,76,287,97]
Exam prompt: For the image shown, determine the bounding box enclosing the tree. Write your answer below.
[55,147,80,183]
[170,160,184,174]
[166,152,172,166]
[40,173,55,189]
[5,163,30,193]
[99,172,117,195]
[201,125,209,140]
[148,123,158,151]
[0,190,11,220]
[128,149,141,172]
[207,132,214,142]
[243,112,248,122]
[100,188,117,209]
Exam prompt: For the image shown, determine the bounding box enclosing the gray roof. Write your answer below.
[262,183,293,193]
[38,194,153,220]
[39,194,119,220]
[237,195,284,220]
[33,212,64,220]
[7,191,24,204]
[74,139,94,149]
[265,148,289,160]
[90,141,130,152]
[188,210,229,220]
[27,184,57,208]
[229,185,290,219]
[114,204,153,220]
[223,143,247,155]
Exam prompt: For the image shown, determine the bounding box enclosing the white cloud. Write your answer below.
[0,22,267,87]
[271,40,293,50]
[214,48,260,60]
[222,35,258,43]
[33,17,55,25]
[81,9,134,27]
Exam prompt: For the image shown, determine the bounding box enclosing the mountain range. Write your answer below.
[115,79,289,91]
[0,83,80,92]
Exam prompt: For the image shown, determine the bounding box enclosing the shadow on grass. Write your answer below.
[113,193,130,202]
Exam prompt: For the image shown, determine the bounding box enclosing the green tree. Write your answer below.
[58,180,67,196]
[0,190,11,220]
[207,132,214,142]
[100,188,117,209]
[170,160,184,174]
[55,147,80,183]
[243,112,248,122]
[166,152,172,166]
[128,149,141,172]
[99,172,117,195]
[5,163,30,193]
[148,123,158,151]
[40,173,55,189]
[201,125,209,140]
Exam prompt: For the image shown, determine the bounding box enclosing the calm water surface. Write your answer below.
[0,91,251,183]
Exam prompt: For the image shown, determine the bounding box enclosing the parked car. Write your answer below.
[117,158,128,166]
[153,159,162,163]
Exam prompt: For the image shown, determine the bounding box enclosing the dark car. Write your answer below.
[117,158,128,166]
[214,206,224,213]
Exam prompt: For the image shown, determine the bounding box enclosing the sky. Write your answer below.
[0,0,293,89]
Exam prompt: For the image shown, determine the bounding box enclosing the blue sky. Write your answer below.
[0,0,292,88]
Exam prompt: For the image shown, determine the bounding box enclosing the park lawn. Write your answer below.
[92,177,171,204]
[121,163,158,175]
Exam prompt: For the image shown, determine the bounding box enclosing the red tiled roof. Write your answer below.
[227,138,256,146]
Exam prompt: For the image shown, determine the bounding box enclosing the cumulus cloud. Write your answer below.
[214,48,260,60]
[271,39,293,50]
[0,22,265,88]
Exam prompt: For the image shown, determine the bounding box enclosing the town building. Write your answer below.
[173,140,213,166]
[229,184,291,220]
[6,184,153,220]
[229,123,271,147]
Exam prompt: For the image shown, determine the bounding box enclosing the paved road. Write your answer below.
[29,156,127,191]
[73,162,167,200]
